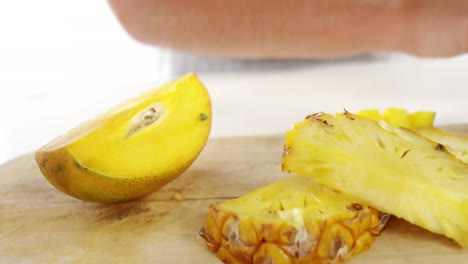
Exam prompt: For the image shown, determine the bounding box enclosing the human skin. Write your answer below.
[108,0,468,59]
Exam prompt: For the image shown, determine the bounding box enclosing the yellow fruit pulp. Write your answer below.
[67,77,210,178]
[357,108,468,163]
[415,128,468,164]
[36,73,211,202]
[357,108,436,129]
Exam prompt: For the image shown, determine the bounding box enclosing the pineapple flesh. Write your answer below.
[357,108,468,163]
[415,127,468,164]
[199,174,389,263]
[282,112,468,248]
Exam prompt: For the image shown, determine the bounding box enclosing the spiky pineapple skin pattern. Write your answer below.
[282,112,468,248]
[199,175,388,263]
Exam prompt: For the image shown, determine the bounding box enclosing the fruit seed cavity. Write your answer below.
[128,103,164,137]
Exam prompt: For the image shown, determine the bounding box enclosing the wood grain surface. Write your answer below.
[1,125,468,263]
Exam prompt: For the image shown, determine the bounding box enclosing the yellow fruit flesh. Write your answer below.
[36,73,211,203]
[200,175,388,263]
[357,108,436,129]
[282,112,468,247]
[408,112,436,128]
[415,128,468,164]
[355,109,381,122]
[357,108,468,163]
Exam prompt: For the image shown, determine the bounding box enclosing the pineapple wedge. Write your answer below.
[282,112,468,248]
[199,174,389,263]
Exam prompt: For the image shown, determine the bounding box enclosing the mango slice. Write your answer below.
[35,73,211,203]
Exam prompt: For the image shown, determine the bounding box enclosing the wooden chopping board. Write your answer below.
[2,126,468,263]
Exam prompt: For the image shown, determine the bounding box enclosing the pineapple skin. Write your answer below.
[282,112,468,248]
[199,175,388,264]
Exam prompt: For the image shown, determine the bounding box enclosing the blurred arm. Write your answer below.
[108,0,468,59]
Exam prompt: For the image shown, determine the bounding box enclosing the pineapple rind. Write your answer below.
[200,175,387,263]
[282,112,468,248]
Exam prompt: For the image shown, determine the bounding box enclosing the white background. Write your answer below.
[0,2,161,164]
[1,2,468,165]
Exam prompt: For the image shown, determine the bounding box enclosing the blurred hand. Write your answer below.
[108,0,468,59]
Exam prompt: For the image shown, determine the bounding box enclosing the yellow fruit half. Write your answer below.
[282,112,468,247]
[36,73,212,203]
[199,174,388,263]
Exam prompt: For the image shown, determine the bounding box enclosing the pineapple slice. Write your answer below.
[199,174,389,263]
[282,112,468,248]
